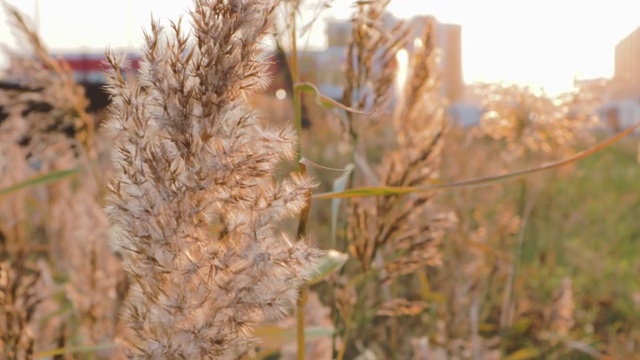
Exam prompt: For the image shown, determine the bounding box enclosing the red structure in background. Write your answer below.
[60,50,287,111]
[52,52,142,84]
[56,51,285,91]
[0,51,288,114]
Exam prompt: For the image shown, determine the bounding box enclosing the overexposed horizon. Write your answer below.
[1,0,638,95]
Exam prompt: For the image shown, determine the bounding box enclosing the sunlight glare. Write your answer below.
[395,48,409,96]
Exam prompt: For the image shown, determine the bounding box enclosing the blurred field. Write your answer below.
[2,1,640,359]
[251,90,640,358]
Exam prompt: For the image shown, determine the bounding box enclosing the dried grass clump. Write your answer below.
[0,3,123,356]
[346,14,449,289]
[104,0,320,357]
[476,83,598,162]
[376,16,450,279]
[342,0,407,120]
[433,69,601,357]
[325,9,453,357]
[1,3,95,158]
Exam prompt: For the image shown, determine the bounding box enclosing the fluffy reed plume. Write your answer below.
[0,2,95,158]
[0,3,123,355]
[104,0,319,357]
[343,0,406,106]
[329,11,452,357]
[341,0,407,137]
[348,15,448,284]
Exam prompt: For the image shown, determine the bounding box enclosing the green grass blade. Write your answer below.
[313,124,640,200]
[254,324,335,349]
[330,163,355,248]
[295,82,376,115]
[34,343,117,358]
[503,347,541,360]
[0,168,82,198]
[300,157,353,173]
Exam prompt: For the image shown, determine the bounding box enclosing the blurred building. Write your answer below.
[614,25,640,98]
[324,13,464,103]
[439,23,463,102]
[406,16,464,102]
[325,19,351,48]
[603,25,640,130]
[57,52,142,84]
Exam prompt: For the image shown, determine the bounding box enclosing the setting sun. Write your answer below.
[324,0,640,95]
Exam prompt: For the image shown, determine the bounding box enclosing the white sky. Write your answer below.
[1,0,639,95]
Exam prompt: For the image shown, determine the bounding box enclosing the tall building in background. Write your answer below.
[614,25,640,97]
[325,19,351,48]
[324,13,464,103]
[599,25,640,131]
[437,23,463,102]
[406,16,464,102]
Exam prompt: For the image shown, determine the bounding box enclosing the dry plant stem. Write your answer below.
[501,176,538,332]
[290,7,303,159]
[2,4,123,354]
[330,8,445,358]
[389,311,398,356]
[296,286,308,360]
[3,3,99,172]
[470,296,481,359]
[296,164,312,360]
[286,5,309,359]
[335,327,350,360]
[332,2,394,354]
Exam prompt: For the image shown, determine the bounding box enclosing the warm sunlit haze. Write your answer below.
[1,0,638,95]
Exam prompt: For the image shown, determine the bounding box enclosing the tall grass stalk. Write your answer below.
[280,2,311,358]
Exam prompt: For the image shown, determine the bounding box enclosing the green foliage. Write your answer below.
[0,168,81,198]
[525,137,640,320]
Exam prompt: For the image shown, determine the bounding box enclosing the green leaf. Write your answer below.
[313,123,640,200]
[299,157,351,173]
[331,163,355,248]
[305,249,349,286]
[314,185,420,199]
[295,82,376,115]
[34,343,117,358]
[0,168,82,198]
[296,161,312,239]
[253,324,334,349]
[503,347,541,360]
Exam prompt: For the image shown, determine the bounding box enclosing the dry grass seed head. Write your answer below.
[105,0,320,357]
[341,0,409,137]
